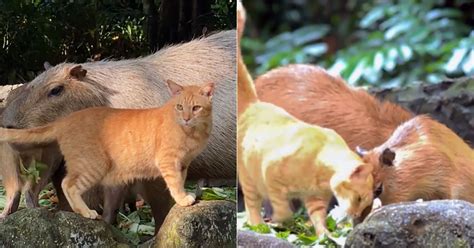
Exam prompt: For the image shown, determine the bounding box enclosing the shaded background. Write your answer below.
[0,0,236,85]
[242,0,474,88]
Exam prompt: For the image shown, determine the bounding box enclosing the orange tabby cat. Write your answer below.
[0,80,214,219]
[237,25,374,235]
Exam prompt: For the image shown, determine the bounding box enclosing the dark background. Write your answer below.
[0,0,236,85]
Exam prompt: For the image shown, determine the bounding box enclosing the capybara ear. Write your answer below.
[166,79,184,96]
[355,146,368,157]
[69,65,87,80]
[199,82,215,100]
[44,61,53,70]
[380,148,395,166]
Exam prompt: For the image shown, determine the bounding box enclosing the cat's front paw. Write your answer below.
[176,193,196,207]
[81,209,100,219]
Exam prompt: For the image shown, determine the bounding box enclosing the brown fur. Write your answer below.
[0,31,235,229]
[255,65,413,150]
[362,115,474,205]
[0,82,214,219]
[237,4,374,235]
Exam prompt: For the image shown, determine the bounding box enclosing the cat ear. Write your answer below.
[69,65,87,80]
[380,148,395,166]
[355,146,368,157]
[350,164,371,180]
[199,82,215,100]
[166,80,184,96]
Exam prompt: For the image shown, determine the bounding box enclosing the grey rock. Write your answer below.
[140,200,236,248]
[0,208,130,248]
[345,200,474,248]
[237,230,295,248]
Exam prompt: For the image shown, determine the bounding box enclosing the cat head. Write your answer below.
[331,161,374,219]
[166,79,214,127]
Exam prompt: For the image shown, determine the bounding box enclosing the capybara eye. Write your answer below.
[176,104,183,111]
[192,105,202,112]
[48,86,64,97]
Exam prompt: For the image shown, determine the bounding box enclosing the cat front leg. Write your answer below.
[304,195,330,236]
[160,160,195,207]
[266,183,292,223]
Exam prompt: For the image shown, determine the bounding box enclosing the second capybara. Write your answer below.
[361,115,474,205]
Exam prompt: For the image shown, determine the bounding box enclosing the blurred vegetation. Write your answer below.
[242,0,474,88]
[0,0,236,85]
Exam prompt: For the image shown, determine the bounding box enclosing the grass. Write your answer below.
[237,206,353,247]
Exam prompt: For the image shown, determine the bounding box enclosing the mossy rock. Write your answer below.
[0,208,130,247]
[346,200,474,248]
[140,200,236,248]
[237,230,295,248]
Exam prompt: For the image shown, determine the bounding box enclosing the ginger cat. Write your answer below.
[360,115,474,205]
[0,80,214,219]
[237,21,374,235]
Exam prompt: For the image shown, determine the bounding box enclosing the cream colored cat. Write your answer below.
[237,7,374,233]
[0,80,214,219]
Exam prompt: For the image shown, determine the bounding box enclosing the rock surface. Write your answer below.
[140,200,236,248]
[0,208,130,247]
[346,200,474,248]
[237,230,295,248]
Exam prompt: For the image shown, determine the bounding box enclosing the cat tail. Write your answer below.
[0,125,56,145]
[237,1,258,115]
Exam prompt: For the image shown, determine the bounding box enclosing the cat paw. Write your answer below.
[176,193,196,207]
[82,209,100,219]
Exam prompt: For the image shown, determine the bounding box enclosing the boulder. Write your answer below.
[345,200,474,248]
[140,200,236,248]
[0,208,130,247]
[237,230,295,248]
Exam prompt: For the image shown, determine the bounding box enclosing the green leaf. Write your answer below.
[244,223,272,234]
[292,25,329,46]
[296,233,318,246]
[326,216,337,232]
[425,9,462,21]
[360,6,386,28]
[384,19,413,40]
[275,231,290,240]
[302,43,327,56]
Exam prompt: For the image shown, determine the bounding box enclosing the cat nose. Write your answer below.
[183,117,191,122]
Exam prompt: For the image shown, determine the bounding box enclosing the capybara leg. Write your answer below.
[304,196,329,236]
[61,174,99,219]
[102,186,127,224]
[136,179,173,234]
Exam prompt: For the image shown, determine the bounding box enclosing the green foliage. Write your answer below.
[19,159,48,184]
[211,0,237,29]
[243,25,329,75]
[244,0,474,87]
[330,0,474,87]
[201,187,236,201]
[117,205,155,245]
[240,209,353,246]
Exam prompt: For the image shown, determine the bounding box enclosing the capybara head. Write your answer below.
[2,63,112,128]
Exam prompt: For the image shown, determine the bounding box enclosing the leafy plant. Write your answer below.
[19,159,48,184]
[329,0,474,87]
[242,24,329,75]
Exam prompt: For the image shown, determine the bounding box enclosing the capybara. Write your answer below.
[360,115,474,205]
[1,30,236,230]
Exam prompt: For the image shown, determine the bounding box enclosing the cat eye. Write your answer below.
[48,85,64,97]
[357,196,362,203]
[176,104,183,111]
[192,105,202,112]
